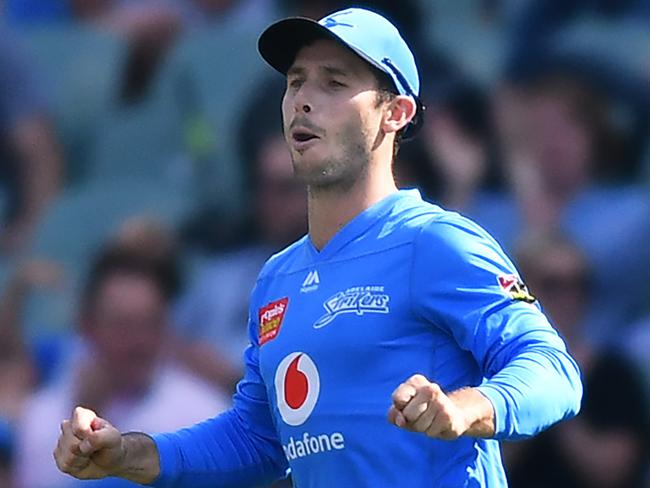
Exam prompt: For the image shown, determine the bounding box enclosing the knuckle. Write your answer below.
[420,384,437,399]
[409,374,427,386]
[72,424,86,438]
[393,385,413,405]
[425,425,438,437]
[404,412,418,424]
[59,458,73,473]
[391,387,403,402]
[412,419,429,433]
[438,410,452,426]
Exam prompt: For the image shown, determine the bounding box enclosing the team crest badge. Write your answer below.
[497,274,536,303]
[259,297,289,345]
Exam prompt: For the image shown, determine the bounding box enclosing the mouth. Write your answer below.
[291,128,320,150]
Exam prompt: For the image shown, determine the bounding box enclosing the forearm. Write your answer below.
[477,337,583,440]
[151,410,287,488]
[113,432,160,485]
[448,387,495,438]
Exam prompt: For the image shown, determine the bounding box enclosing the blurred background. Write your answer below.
[0,0,648,487]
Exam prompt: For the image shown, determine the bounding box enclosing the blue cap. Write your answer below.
[258,8,423,137]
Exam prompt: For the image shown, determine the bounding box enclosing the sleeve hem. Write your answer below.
[475,384,506,439]
[147,433,179,487]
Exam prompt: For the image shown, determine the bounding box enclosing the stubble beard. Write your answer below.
[291,126,371,194]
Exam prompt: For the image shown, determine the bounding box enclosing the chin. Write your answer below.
[291,153,325,177]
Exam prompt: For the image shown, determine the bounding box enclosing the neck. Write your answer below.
[307,163,398,250]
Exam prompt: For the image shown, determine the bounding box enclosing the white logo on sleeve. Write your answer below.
[301,270,320,293]
[275,352,320,426]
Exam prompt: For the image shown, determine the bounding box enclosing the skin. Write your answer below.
[282,39,414,250]
[53,38,495,484]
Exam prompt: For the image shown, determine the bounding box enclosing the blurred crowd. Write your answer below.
[0,0,648,487]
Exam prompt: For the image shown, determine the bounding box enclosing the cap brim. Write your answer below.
[258,17,353,75]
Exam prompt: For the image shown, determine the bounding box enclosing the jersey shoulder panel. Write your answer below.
[373,194,446,244]
[416,209,509,261]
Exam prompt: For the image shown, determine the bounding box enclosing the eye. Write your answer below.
[288,78,304,89]
[328,79,346,89]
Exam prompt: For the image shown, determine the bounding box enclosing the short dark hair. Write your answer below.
[81,247,180,314]
[371,66,406,160]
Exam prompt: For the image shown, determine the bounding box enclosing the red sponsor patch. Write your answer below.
[258,297,289,345]
[497,274,536,303]
[498,274,517,291]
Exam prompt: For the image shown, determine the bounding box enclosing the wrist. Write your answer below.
[107,434,129,477]
[109,432,160,484]
[448,387,495,438]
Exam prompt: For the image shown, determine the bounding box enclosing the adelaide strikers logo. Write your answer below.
[274,352,320,426]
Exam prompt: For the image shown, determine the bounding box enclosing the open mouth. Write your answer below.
[292,129,320,143]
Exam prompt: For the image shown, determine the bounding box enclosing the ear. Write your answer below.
[381,95,417,135]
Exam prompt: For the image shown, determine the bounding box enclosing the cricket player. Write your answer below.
[54,8,582,487]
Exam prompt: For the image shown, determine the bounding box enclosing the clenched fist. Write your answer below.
[388,374,495,440]
[53,406,124,480]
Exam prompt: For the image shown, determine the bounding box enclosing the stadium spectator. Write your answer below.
[395,80,504,211]
[468,70,650,343]
[12,248,230,488]
[0,30,63,255]
[174,76,307,391]
[503,230,650,488]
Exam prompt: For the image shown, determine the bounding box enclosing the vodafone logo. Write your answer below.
[274,352,320,426]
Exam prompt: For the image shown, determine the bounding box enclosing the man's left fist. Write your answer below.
[388,374,470,440]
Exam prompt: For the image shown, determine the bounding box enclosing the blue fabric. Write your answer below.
[150,190,582,487]
[4,0,71,24]
[0,417,13,460]
[467,185,650,344]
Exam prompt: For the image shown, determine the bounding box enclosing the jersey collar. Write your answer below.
[306,189,422,260]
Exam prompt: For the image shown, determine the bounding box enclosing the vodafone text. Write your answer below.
[283,431,346,461]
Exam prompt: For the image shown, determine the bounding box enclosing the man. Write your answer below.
[53,8,582,487]
[16,248,229,487]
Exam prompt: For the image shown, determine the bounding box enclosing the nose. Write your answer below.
[292,85,313,114]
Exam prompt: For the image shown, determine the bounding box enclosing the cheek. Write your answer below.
[281,95,292,128]
[337,103,376,145]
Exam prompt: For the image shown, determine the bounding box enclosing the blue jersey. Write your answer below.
[151,190,582,488]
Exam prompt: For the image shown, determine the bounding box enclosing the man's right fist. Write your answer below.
[53,406,124,480]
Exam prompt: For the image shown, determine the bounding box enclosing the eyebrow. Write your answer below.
[287,65,305,77]
[321,65,350,77]
[286,64,352,78]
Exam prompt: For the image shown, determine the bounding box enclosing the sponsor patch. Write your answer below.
[497,274,536,303]
[259,297,289,345]
[275,352,320,426]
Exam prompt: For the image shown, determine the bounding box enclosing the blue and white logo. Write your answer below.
[321,11,354,29]
[314,285,390,329]
[301,270,320,293]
